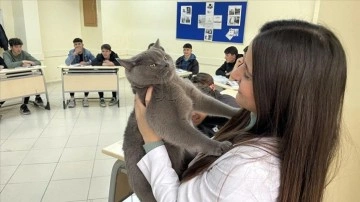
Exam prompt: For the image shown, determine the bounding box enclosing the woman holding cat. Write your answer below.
[135,20,347,202]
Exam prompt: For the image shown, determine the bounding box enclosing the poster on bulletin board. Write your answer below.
[176,1,247,43]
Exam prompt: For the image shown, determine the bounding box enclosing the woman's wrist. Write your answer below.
[142,131,162,143]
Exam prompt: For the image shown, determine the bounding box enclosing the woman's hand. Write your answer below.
[135,86,162,143]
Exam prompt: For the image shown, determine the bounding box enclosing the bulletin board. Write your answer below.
[176,1,247,43]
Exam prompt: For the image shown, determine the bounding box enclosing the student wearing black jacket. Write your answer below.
[91,44,120,107]
[215,46,243,78]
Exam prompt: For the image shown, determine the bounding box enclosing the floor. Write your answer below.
[0,78,140,202]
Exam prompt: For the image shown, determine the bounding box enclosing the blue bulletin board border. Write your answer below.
[176,1,247,43]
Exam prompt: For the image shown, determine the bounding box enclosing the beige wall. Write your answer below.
[37,0,83,82]
[0,0,316,81]
[317,1,360,202]
[116,0,315,76]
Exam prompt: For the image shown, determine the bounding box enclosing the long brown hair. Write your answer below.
[182,20,347,202]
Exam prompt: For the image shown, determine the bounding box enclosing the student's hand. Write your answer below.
[191,111,207,126]
[135,86,162,143]
[73,47,82,55]
[22,60,34,67]
[102,60,114,66]
[79,61,87,65]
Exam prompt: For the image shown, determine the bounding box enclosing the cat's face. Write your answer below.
[117,40,175,87]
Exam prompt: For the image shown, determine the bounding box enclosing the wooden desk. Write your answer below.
[176,68,192,78]
[0,66,50,109]
[102,140,124,161]
[102,141,133,202]
[59,65,120,109]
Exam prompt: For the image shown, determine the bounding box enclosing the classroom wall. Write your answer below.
[0,0,359,200]
[0,0,316,81]
[37,0,82,82]
[317,1,360,202]
[105,0,315,76]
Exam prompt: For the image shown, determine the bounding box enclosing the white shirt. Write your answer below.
[137,144,280,202]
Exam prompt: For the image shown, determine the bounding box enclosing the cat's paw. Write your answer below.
[210,141,232,156]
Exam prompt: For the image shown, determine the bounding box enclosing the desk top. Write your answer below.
[176,69,192,77]
[213,75,238,90]
[102,141,124,160]
[58,65,120,69]
[0,66,45,74]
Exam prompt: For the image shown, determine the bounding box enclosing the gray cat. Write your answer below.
[117,40,239,202]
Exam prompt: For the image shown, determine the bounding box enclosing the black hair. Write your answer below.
[9,38,23,47]
[190,72,214,86]
[101,44,111,51]
[183,43,192,49]
[224,46,238,55]
[259,19,318,33]
[190,73,216,98]
[183,21,347,202]
[73,38,83,43]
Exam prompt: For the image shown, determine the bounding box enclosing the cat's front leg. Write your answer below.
[193,95,239,118]
[151,117,232,156]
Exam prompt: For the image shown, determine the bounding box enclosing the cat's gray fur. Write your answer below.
[117,40,239,202]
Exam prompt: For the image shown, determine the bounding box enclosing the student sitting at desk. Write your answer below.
[215,46,243,78]
[191,73,238,137]
[2,38,43,115]
[65,38,95,108]
[91,44,120,107]
[175,43,199,77]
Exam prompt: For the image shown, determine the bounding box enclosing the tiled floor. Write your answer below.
[0,78,140,202]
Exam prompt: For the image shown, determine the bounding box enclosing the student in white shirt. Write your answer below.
[134,19,347,202]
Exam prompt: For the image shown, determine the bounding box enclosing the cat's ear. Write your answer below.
[116,58,135,70]
[153,39,160,49]
[153,39,165,51]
